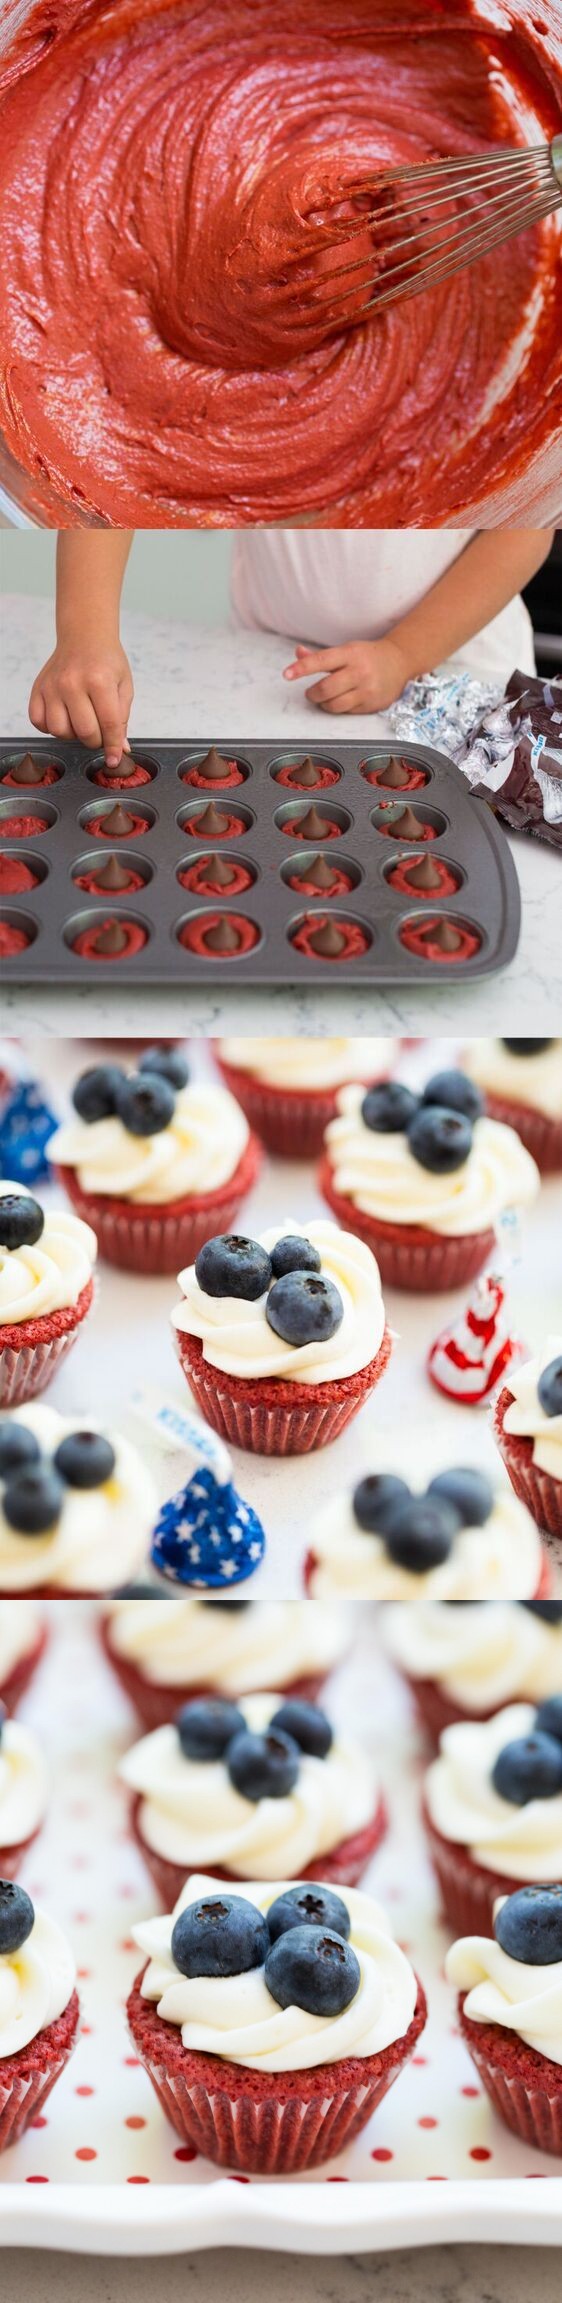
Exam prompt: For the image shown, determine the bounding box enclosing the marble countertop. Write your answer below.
[2,591,560,1036]
[2,2242,561,2298]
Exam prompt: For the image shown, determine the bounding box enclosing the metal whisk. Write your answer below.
[280,137,562,329]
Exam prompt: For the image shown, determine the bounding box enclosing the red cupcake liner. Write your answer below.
[55,1135,260,1276]
[175,1324,393,1457]
[0,1989,80,2153]
[0,1823,41,1881]
[216,1059,388,1160]
[483,1093,562,1178]
[0,1276,95,1407]
[126,1971,427,2174]
[494,1386,562,1542]
[318,1157,494,1294]
[100,1617,335,1726]
[421,1797,551,1937]
[129,1791,388,1909]
[0,1623,48,1716]
[457,1990,562,2155]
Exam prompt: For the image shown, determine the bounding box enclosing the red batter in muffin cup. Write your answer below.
[178,912,260,959]
[275,759,340,790]
[0,857,40,894]
[0,921,33,956]
[281,810,343,842]
[2,759,61,788]
[0,815,50,840]
[92,762,154,788]
[387,855,461,901]
[72,919,148,960]
[74,865,145,897]
[181,808,248,840]
[292,915,370,962]
[179,751,246,789]
[178,855,254,898]
[288,861,354,899]
[362,758,429,791]
[87,809,152,839]
[376,808,437,843]
[400,916,481,964]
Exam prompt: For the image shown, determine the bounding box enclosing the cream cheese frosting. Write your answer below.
[307,1482,542,1604]
[49,1081,250,1206]
[217,1038,394,1092]
[106,1598,348,1693]
[133,1875,417,2072]
[324,1089,539,1237]
[0,1716,48,1848]
[425,1703,562,1880]
[464,1041,562,1121]
[0,1600,43,1684]
[172,1219,386,1385]
[0,1184,97,1323]
[120,1692,379,1876]
[0,1905,75,2059]
[0,1404,157,1593]
[446,1911,562,2066]
[503,1339,562,1482]
[385,1603,562,1714]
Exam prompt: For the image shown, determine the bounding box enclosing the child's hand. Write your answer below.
[28,640,134,767]
[283,637,410,715]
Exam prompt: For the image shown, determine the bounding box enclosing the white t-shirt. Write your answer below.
[231,531,535,684]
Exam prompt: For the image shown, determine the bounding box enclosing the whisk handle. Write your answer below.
[551,134,562,189]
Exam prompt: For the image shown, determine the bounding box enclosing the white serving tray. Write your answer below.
[6,1033,562,1598]
[1,1602,562,2252]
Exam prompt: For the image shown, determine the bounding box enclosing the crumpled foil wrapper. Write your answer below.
[457,671,562,846]
[388,671,502,761]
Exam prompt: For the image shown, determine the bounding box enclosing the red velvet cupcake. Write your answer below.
[215,1037,394,1161]
[51,1054,260,1276]
[0,1714,47,1879]
[0,1884,79,2152]
[0,1608,48,1716]
[101,1598,349,1730]
[461,1043,562,1176]
[320,1073,538,1296]
[447,1888,562,2156]
[0,1183,97,1407]
[128,1878,426,2174]
[422,1698,562,1935]
[495,1350,562,1543]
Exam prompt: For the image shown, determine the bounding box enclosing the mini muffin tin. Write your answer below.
[0,739,521,984]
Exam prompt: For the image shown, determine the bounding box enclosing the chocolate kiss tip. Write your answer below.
[92,922,129,955]
[391,807,427,839]
[407,853,442,890]
[200,853,237,887]
[428,919,463,952]
[377,757,414,788]
[204,915,241,952]
[199,747,231,781]
[9,753,46,784]
[309,920,346,957]
[101,803,136,835]
[296,806,332,839]
[194,802,229,835]
[302,853,338,889]
[287,756,321,786]
[94,853,134,891]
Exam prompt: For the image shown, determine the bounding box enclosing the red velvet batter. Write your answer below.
[289,864,353,897]
[0,815,50,839]
[2,763,61,787]
[73,919,148,958]
[276,762,341,790]
[0,923,32,955]
[75,865,145,894]
[178,856,253,896]
[292,914,370,960]
[0,1,560,528]
[92,763,153,788]
[400,914,480,961]
[88,810,151,838]
[179,912,260,957]
[0,857,40,893]
[282,814,342,841]
[376,814,437,842]
[182,811,247,840]
[387,854,460,898]
[180,759,245,788]
[362,760,429,791]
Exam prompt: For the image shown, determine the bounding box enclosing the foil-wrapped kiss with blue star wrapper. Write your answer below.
[131,1392,265,1588]
[0,1046,58,1188]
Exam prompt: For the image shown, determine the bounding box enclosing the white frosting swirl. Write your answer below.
[49,1082,250,1206]
[172,1219,386,1385]
[218,1038,394,1092]
[0,1600,43,1684]
[0,1184,97,1323]
[308,1483,541,1603]
[503,1337,562,1480]
[120,1692,379,1875]
[385,1604,562,1713]
[425,1703,562,1880]
[0,1716,48,1847]
[465,1041,562,1121]
[133,1874,417,2071]
[324,1090,539,1237]
[446,1918,562,2065]
[0,1905,76,2058]
[0,1404,157,1593]
[106,1598,348,1692]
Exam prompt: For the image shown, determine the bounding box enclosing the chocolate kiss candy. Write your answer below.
[200,852,237,888]
[287,756,321,787]
[104,751,137,778]
[427,919,463,953]
[8,753,46,785]
[302,853,339,890]
[204,916,241,952]
[389,807,427,839]
[198,747,231,781]
[93,853,134,891]
[295,806,331,839]
[100,803,136,836]
[194,802,229,835]
[92,922,129,954]
[406,853,442,891]
[377,757,414,789]
[308,920,347,957]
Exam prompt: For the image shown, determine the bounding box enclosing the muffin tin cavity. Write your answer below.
[384,853,462,902]
[177,749,251,789]
[0,908,39,955]
[371,802,447,842]
[0,849,48,894]
[87,752,159,789]
[399,912,483,965]
[0,736,520,983]
[1,750,64,787]
[270,752,342,791]
[361,754,430,792]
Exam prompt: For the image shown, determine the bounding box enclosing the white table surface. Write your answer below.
[2,591,560,1037]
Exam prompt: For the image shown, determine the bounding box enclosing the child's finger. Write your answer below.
[64,693,104,749]
[284,647,349,681]
[41,699,75,742]
[89,680,128,764]
[307,684,357,712]
[28,683,48,731]
[305,669,355,704]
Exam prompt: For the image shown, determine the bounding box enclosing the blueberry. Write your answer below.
[175,1696,245,1759]
[138,1047,189,1089]
[269,1700,333,1758]
[195,1235,272,1301]
[535,1697,562,1747]
[3,1464,65,1535]
[270,1236,321,1279]
[383,1498,457,1573]
[523,1602,562,1624]
[53,1430,116,1490]
[266,1271,343,1347]
[0,1423,41,1480]
[407,1105,473,1174]
[227,1726,300,1801]
[115,1075,176,1137]
[352,1473,411,1535]
[72,1063,126,1122]
[0,1880,35,1955]
[492,1731,562,1805]
[361,1083,419,1134]
[267,1885,350,1944]
[502,1040,552,1056]
[0,1193,44,1251]
[495,1885,562,1964]
[422,1070,483,1123]
[171,1891,269,1978]
[265,1924,360,2015]
[427,1468,493,1528]
[538,1357,562,1420]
